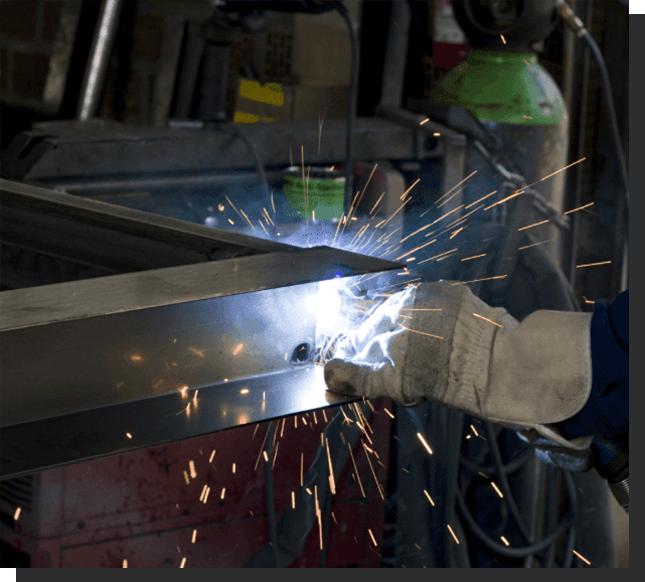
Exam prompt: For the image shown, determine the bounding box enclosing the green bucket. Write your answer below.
[283,166,345,220]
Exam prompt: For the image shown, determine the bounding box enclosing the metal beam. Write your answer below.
[0,245,401,480]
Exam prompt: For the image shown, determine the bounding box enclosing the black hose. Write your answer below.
[485,421,533,545]
[331,1,358,213]
[580,31,629,205]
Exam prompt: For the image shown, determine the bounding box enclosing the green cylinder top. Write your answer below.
[430,50,566,125]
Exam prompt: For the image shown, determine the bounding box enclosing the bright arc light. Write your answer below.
[307,284,341,320]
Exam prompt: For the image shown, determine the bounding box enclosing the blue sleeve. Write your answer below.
[557,290,629,439]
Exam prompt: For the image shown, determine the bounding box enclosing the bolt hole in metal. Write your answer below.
[291,343,310,365]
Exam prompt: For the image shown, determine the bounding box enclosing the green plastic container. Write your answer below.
[283,166,345,220]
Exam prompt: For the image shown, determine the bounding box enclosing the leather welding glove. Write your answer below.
[324,282,594,452]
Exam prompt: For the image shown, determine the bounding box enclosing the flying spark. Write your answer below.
[228,218,234,225]
[13,507,21,521]
[180,557,186,568]
[452,275,507,285]
[369,529,378,546]
[417,432,433,455]
[263,451,269,462]
[189,460,197,479]
[465,190,497,209]
[473,313,504,328]
[384,408,395,419]
[292,491,296,509]
[369,191,386,215]
[123,559,128,568]
[540,157,586,182]
[348,443,366,497]
[461,253,486,262]
[447,524,460,544]
[564,202,594,214]
[501,536,509,546]
[184,471,190,485]
[423,490,435,506]
[203,486,211,503]
[363,443,384,500]
[501,34,506,44]
[450,227,465,239]
[126,433,132,439]
[301,453,304,486]
[573,550,591,565]
[518,219,549,231]
[418,248,457,264]
[209,450,216,463]
[420,118,429,125]
[192,529,197,544]
[491,482,504,498]
[470,424,479,437]
[398,323,443,340]
[518,239,553,250]
[576,261,611,268]
[199,484,207,501]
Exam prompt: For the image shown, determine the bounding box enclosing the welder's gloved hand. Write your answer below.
[324,282,594,452]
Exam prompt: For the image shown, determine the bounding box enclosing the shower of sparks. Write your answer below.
[541,157,586,182]
[461,253,486,262]
[452,275,507,285]
[423,490,435,506]
[417,432,433,455]
[465,189,497,209]
[363,443,384,500]
[518,239,553,250]
[189,460,197,479]
[384,408,395,419]
[398,323,443,340]
[501,35,506,44]
[501,536,509,546]
[447,525,460,544]
[192,529,197,544]
[576,261,611,268]
[473,313,504,328]
[518,219,549,231]
[564,202,594,214]
[420,118,429,125]
[13,507,21,521]
[491,482,504,498]
[368,529,378,546]
[573,550,591,565]
[126,433,132,439]
[184,471,190,485]
[348,443,366,497]
[123,560,128,568]
[180,557,187,568]
[470,424,479,437]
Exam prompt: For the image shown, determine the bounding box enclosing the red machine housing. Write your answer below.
[1,400,393,568]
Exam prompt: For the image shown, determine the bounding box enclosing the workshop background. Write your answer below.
[0,0,628,569]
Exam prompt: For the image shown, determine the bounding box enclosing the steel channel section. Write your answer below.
[0,246,401,480]
[1,118,441,183]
